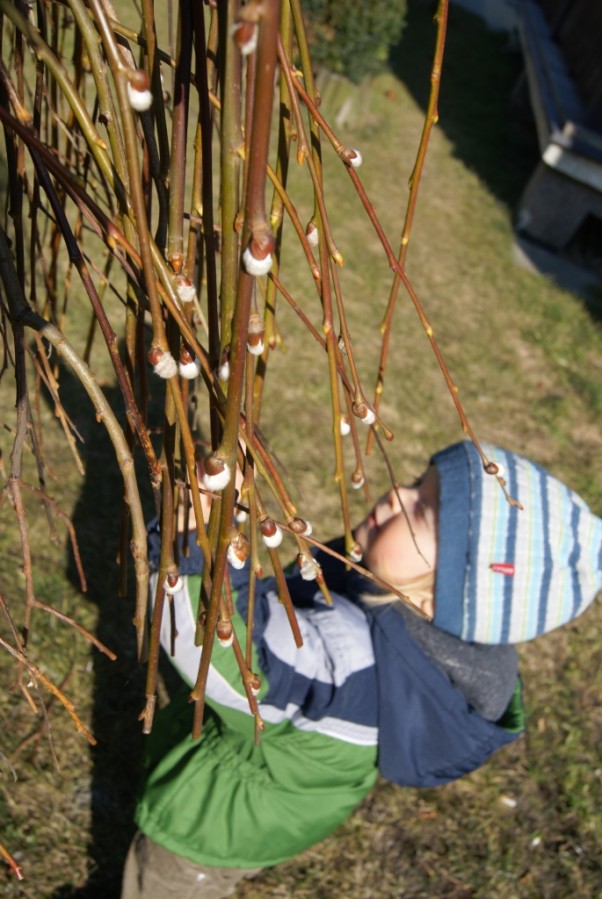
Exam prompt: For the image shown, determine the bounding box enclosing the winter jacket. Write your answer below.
[135,526,524,868]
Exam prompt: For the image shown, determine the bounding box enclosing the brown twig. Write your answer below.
[0,634,96,744]
[0,839,24,881]
[31,599,116,659]
[367,0,450,452]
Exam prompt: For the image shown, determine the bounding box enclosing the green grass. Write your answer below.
[1,2,602,897]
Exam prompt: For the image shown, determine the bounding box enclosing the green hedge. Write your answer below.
[303,0,408,82]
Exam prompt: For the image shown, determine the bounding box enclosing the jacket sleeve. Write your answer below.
[149,521,379,748]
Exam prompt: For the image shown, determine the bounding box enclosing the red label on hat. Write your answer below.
[491,563,515,576]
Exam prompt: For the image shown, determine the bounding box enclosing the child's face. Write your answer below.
[354,464,439,609]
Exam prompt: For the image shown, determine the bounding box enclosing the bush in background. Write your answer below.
[303,0,408,81]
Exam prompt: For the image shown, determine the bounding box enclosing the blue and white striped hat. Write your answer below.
[432,441,602,644]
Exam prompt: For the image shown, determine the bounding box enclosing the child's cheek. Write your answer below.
[363,537,393,583]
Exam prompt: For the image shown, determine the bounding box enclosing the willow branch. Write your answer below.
[217,0,243,358]
[290,64,492,469]
[0,839,24,882]
[0,635,96,744]
[17,480,87,593]
[167,0,193,272]
[89,0,169,356]
[0,0,122,202]
[367,0,449,452]
[31,599,117,660]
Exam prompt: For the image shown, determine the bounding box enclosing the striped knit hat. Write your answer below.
[432,441,602,644]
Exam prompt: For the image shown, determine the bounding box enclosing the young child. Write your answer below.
[121,440,602,898]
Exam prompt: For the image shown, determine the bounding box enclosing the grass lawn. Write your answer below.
[1,2,601,897]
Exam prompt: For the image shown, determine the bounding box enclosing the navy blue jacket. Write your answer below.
[263,537,524,788]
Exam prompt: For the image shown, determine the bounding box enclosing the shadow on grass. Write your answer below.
[389,1,540,211]
[47,365,157,899]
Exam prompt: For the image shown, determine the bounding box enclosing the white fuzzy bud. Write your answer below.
[179,358,201,379]
[357,406,375,426]
[348,148,363,168]
[247,338,265,356]
[127,83,153,112]
[306,223,319,246]
[218,359,230,382]
[231,21,258,56]
[227,542,246,570]
[235,507,249,524]
[164,575,183,596]
[217,626,234,648]
[290,517,313,537]
[348,544,363,563]
[340,416,351,436]
[351,474,365,490]
[239,25,258,56]
[298,553,318,581]
[177,278,197,303]
[243,246,273,276]
[153,351,178,379]
[202,459,231,492]
[261,524,283,548]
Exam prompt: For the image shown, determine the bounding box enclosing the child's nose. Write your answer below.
[386,489,399,513]
[376,488,403,526]
[387,486,409,514]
